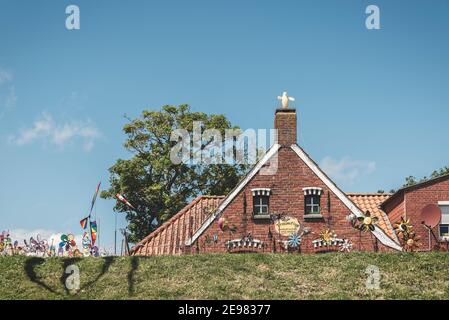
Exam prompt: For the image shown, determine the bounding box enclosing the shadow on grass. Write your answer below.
[24,256,117,298]
[128,256,139,296]
[79,256,116,293]
[24,257,58,295]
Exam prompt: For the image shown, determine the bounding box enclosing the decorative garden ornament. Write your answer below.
[312,228,346,250]
[403,232,420,251]
[340,239,353,252]
[394,217,413,236]
[218,217,228,232]
[356,211,379,232]
[319,229,336,243]
[277,91,295,108]
[287,233,301,248]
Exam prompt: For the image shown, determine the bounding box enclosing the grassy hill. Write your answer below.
[1,252,449,299]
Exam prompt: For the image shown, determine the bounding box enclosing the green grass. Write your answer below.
[1,252,449,299]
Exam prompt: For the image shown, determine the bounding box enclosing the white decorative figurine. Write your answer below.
[277,91,295,108]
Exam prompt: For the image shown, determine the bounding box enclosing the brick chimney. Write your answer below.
[274,108,297,146]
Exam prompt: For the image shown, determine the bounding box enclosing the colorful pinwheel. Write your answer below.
[81,232,91,256]
[59,234,76,251]
[287,233,301,248]
[356,211,379,232]
[394,217,413,236]
[404,232,420,252]
[319,229,336,243]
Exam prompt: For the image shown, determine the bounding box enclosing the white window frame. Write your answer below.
[438,202,449,240]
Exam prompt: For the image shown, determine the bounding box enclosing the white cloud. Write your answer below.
[9,112,101,151]
[320,156,376,185]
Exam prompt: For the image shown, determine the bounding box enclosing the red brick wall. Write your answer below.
[274,109,297,146]
[193,146,390,254]
[403,179,449,251]
[383,194,405,228]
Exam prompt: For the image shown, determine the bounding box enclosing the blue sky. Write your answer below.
[0,0,448,250]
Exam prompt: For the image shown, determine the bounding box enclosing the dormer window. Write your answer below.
[252,188,271,217]
[303,187,322,215]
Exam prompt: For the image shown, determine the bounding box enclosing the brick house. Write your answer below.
[381,174,449,251]
[131,106,410,256]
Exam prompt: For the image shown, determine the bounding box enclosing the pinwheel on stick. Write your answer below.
[59,234,76,253]
[356,211,379,232]
[394,217,413,236]
[403,232,420,252]
[287,233,301,248]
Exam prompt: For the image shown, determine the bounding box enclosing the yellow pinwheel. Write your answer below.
[319,229,335,243]
[394,217,413,236]
[403,232,420,252]
[357,211,379,232]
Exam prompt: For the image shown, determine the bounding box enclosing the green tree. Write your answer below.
[101,105,249,242]
[402,166,449,188]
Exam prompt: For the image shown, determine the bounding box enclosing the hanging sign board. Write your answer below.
[274,216,300,236]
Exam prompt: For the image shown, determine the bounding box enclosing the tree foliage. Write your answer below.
[101,105,249,242]
[402,166,449,188]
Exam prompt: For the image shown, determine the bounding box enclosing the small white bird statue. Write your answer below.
[277,91,295,108]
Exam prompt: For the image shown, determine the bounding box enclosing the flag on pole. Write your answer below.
[89,182,101,215]
[90,220,97,245]
[80,217,89,229]
[115,193,135,210]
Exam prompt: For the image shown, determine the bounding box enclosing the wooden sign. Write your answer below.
[274,216,300,236]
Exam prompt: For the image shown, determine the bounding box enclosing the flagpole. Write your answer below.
[114,212,117,256]
[98,218,100,250]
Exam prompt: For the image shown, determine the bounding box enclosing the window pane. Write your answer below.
[305,195,320,214]
[253,196,269,215]
[440,224,449,237]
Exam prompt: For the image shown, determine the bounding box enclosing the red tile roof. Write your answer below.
[347,193,399,243]
[131,195,224,255]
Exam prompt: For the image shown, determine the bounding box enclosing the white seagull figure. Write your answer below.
[277,91,295,108]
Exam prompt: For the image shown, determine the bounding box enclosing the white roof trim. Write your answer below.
[290,144,402,251]
[185,144,281,246]
[438,201,449,206]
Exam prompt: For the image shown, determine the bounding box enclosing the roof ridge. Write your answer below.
[382,172,449,208]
